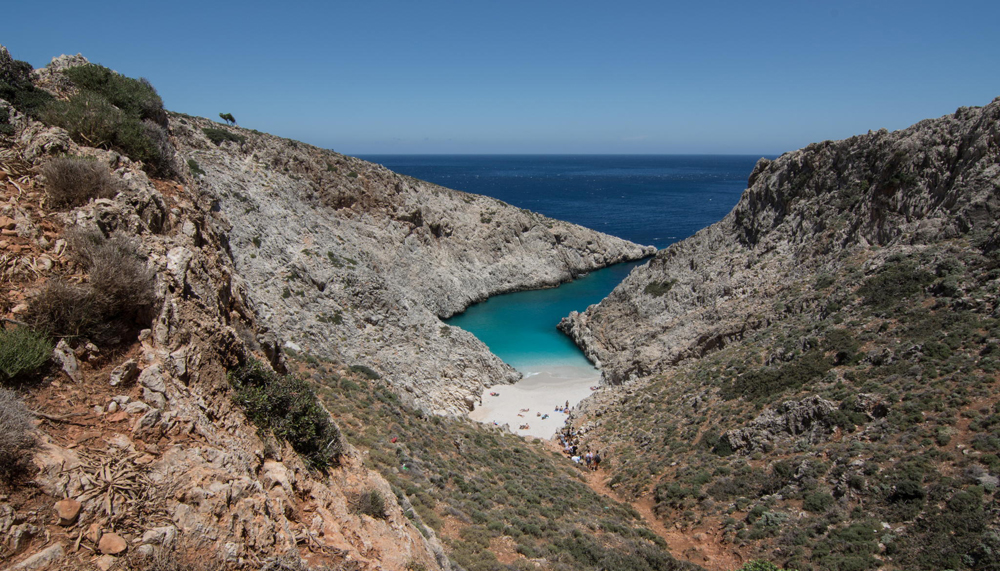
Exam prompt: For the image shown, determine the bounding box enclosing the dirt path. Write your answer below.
[581,467,745,571]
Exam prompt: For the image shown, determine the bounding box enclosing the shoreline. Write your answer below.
[468,363,602,439]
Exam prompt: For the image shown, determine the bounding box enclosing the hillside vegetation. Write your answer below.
[565,98,1000,571]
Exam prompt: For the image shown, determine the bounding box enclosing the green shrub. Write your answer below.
[41,156,122,208]
[187,158,205,175]
[644,279,677,297]
[61,64,166,126]
[0,327,52,384]
[349,364,381,380]
[201,127,246,146]
[737,560,786,571]
[354,489,388,519]
[723,350,831,401]
[42,91,128,149]
[0,50,53,118]
[40,64,174,176]
[0,387,37,482]
[0,106,12,136]
[43,93,173,177]
[858,260,934,308]
[229,359,342,469]
[803,491,835,513]
[813,274,835,290]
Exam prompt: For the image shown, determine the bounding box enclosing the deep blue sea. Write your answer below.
[361,154,764,249]
[360,155,765,371]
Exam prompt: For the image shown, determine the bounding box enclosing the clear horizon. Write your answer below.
[3,0,999,156]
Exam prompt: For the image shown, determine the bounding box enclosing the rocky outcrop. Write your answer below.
[168,114,653,414]
[561,97,1000,384]
[720,396,837,454]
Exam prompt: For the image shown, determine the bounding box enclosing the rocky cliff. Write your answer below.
[167,114,652,415]
[561,98,1000,570]
[561,97,1000,384]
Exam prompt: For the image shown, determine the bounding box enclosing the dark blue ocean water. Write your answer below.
[361,154,764,250]
[359,155,765,371]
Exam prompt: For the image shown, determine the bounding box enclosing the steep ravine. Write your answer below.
[169,115,653,415]
[561,97,1000,385]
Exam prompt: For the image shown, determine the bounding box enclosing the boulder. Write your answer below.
[54,498,81,526]
[98,532,128,555]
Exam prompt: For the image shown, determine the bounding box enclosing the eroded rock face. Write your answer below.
[169,116,653,414]
[561,97,1000,385]
[721,396,837,454]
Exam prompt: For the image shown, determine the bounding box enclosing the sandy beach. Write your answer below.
[468,363,602,439]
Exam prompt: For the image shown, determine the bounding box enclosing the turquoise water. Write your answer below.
[369,155,761,372]
[445,261,644,371]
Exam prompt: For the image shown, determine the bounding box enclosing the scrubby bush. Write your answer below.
[803,491,835,513]
[41,156,122,208]
[644,279,677,297]
[201,127,246,146]
[858,260,934,308]
[737,561,786,571]
[0,326,52,384]
[0,50,53,118]
[354,489,388,519]
[42,91,127,148]
[0,106,13,136]
[229,359,343,469]
[61,64,167,126]
[187,158,205,175]
[42,64,174,176]
[27,279,103,339]
[0,387,37,483]
[28,229,155,343]
[349,364,381,380]
[71,230,156,322]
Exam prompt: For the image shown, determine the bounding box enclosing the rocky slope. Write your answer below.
[1,60,456,570]
[0,46,661,571]
[561,97,1000,384]
[561,99,1000,570]
[167,114,652,415]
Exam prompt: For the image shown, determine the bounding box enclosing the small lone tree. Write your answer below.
[219,112,236,125]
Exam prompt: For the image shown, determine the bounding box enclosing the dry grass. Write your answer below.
[0,387,36,483]
[26,279,102,339]
[41,155,122,208]
[29,228,155,343]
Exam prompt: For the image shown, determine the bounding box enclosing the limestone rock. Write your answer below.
[52,340,81,383]
[54,498,81,526]
[98,532,128,555]
[168,114,653,413]
[722,396,838,454]
[9,543,64,570]
[138,364,166,393]
[109,359,139,387]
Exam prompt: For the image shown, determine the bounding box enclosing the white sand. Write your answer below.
[469,363,602,440]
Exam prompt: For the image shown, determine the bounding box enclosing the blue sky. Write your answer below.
[3,0,998,155]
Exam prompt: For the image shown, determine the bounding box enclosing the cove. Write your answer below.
[447,259,645,438]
